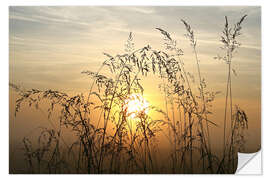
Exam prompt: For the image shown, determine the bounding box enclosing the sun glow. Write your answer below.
[123,94,149,119]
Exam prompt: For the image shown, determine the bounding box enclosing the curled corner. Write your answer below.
[236,150,262,174]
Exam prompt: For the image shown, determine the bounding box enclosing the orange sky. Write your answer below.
[9,6,261,156]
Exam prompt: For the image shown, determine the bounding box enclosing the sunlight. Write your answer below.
[123,93,149,119]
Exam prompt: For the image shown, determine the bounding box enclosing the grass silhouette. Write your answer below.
[10,15,249,174]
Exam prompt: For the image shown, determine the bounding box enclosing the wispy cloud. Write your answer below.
[9,6,260,92]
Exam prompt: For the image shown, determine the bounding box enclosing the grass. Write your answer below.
[10,15,249,174]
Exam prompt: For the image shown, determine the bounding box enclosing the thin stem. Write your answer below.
[223,50,231,159]
[188,112,193,173]
[193,47,213,173]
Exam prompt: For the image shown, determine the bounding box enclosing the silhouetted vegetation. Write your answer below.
[10,15,248,174]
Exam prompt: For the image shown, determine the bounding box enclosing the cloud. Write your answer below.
[9,6,261,92]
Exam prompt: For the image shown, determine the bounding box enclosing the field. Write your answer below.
[9,7,261,174]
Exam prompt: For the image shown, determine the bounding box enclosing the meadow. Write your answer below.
[10,14,253,174]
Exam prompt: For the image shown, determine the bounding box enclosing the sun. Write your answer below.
[123,93,149,119]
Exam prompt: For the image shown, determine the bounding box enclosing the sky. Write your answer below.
[9,6,261,158]
[9,6,260,91]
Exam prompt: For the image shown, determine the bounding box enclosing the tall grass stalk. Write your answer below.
[181,19,214,173]
[219,15,247,164]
